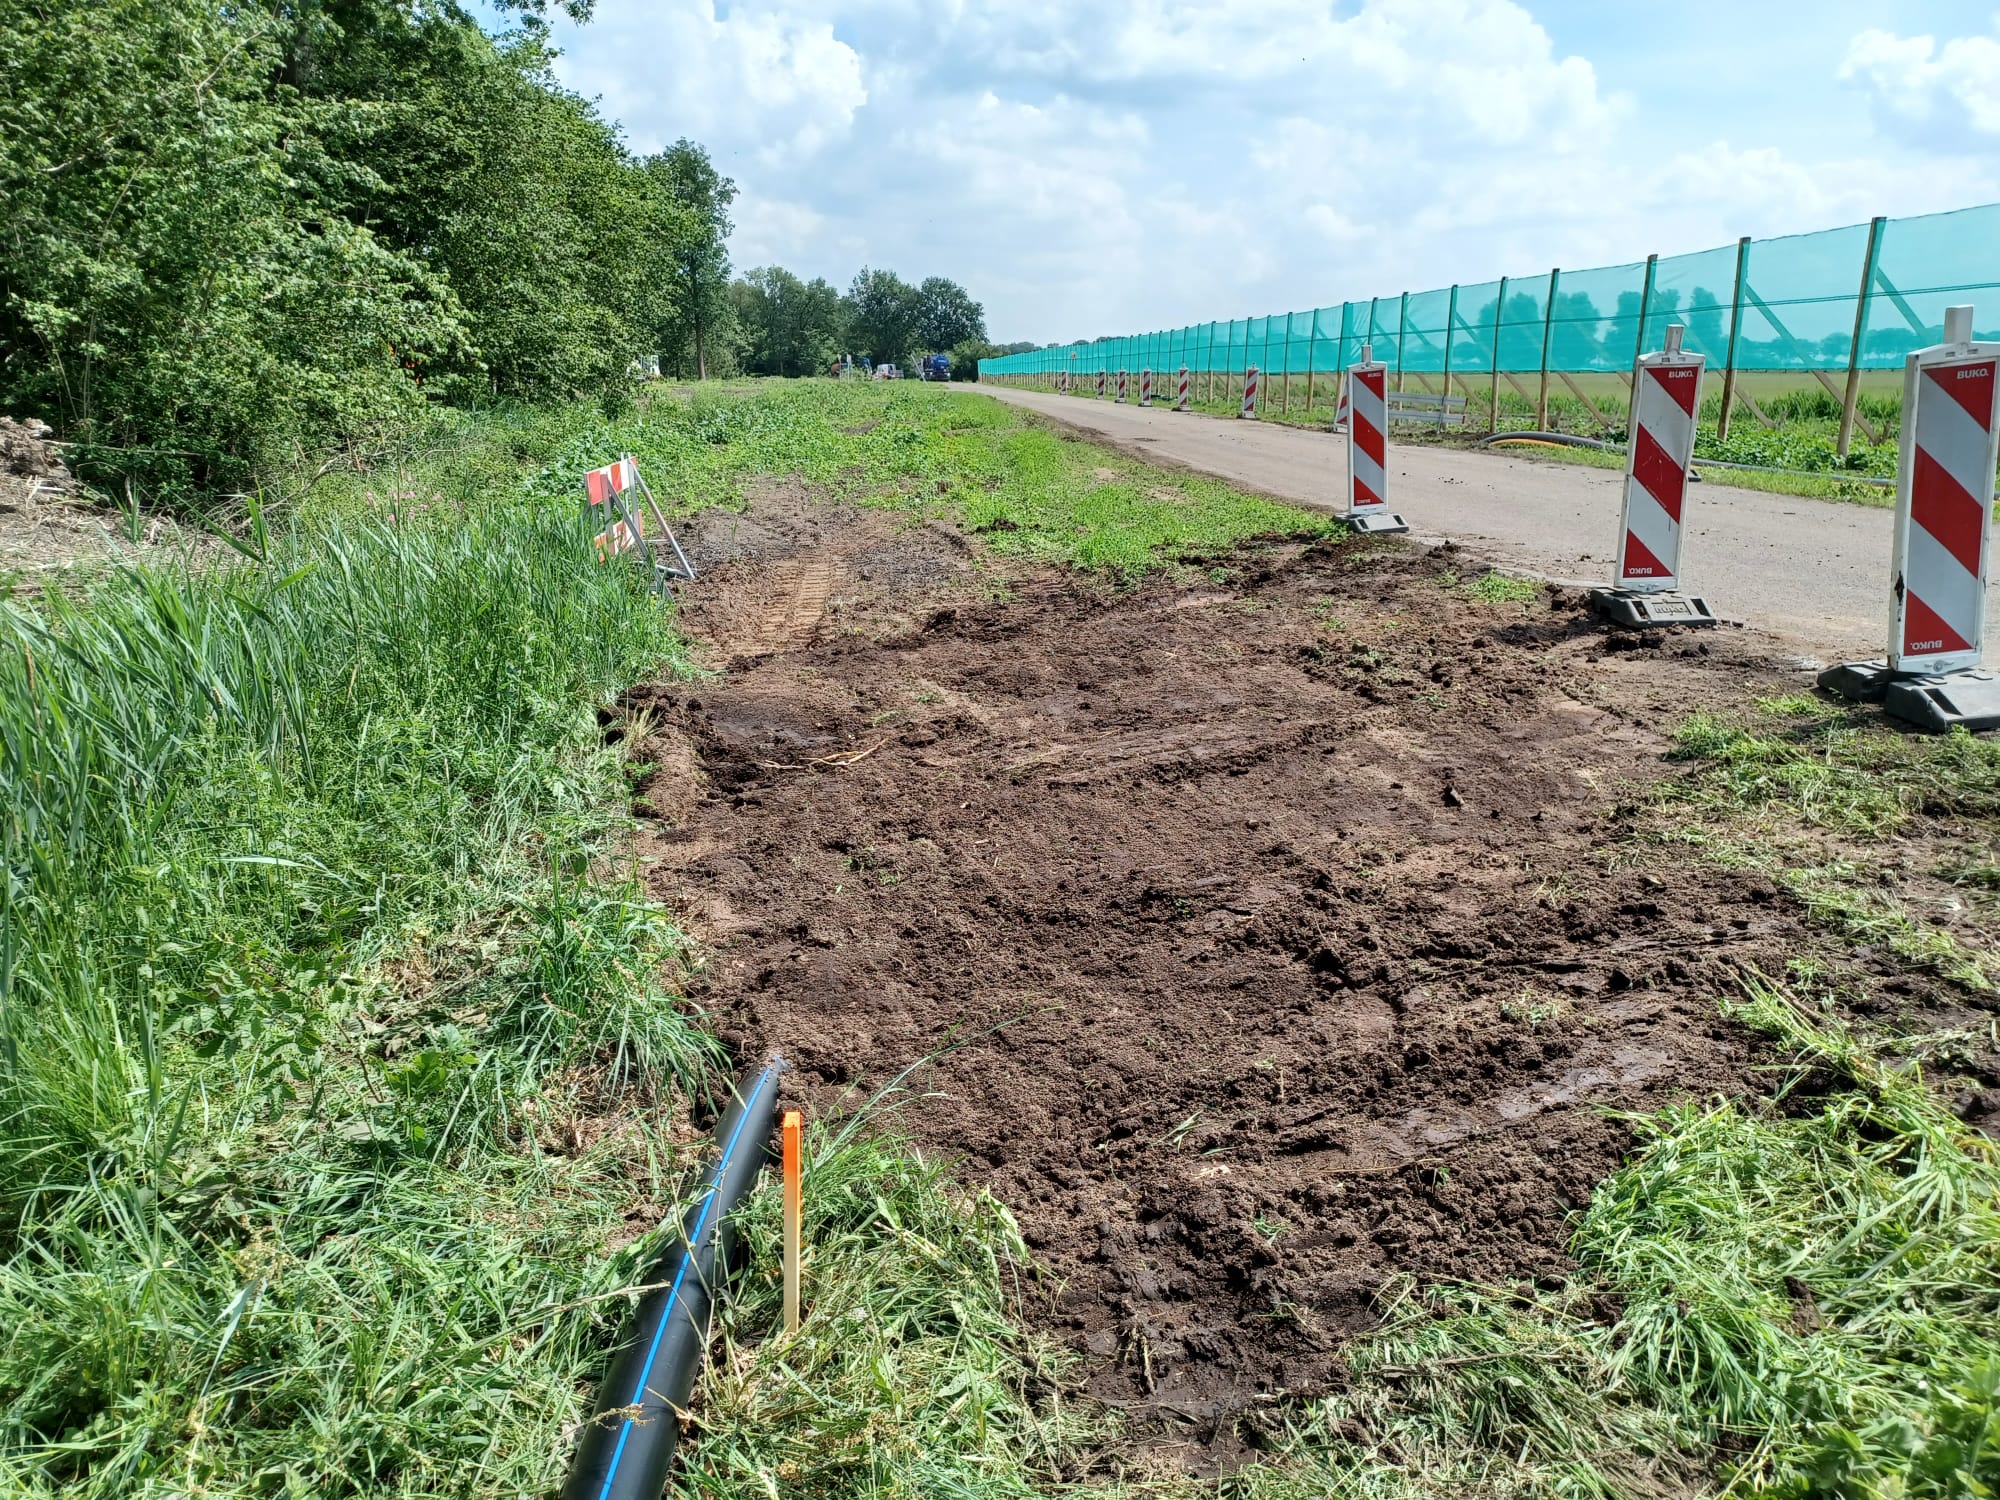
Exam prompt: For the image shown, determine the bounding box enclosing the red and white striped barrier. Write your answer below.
[1117,368,1129,403]
[1591,328,1712,626]
[1176,366,1190,412]
[1890,309,1997,675]
[1095,369,1106,399]
[1616,330,1705,591]
[1342,345,1406,533]
[1140,368,1153,407]
[1240,366,1259,419]
[1822,305,2000,730]
[582,455,696,588]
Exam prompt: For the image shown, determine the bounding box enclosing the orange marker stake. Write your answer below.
[781,1110,803,1334]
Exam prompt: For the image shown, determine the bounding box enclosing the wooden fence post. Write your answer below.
[1304,309,1318,414]
[1395,291,1410,394]
[1489,276,1507,433]
[1718,235,1751,441]
[1536,268,1558,429]
[1442,284,1458,410]
[1838,216,1886,459]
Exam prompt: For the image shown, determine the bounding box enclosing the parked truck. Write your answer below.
[920,353,951,382]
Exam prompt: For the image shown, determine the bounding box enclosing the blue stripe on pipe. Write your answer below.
[595,1064,778,1500]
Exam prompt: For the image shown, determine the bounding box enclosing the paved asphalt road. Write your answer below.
[970,383,1999,666]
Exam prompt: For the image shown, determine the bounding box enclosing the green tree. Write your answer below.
[270,7,685,404]
[736,267,847,377]
[650,140,736,379]
[845,267,922,367]
[0,0,466,498]
[915,276,985,354]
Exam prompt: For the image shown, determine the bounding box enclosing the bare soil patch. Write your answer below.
[0,415,209,583]
[618,485,1948,1464]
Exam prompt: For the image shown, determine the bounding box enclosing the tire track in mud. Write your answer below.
[621,490,1931,1467]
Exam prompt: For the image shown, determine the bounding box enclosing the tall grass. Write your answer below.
[0,489,719,1492]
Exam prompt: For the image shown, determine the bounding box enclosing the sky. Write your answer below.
[535,1,2000,345]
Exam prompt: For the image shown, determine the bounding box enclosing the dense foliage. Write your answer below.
[727,264,994,377]
[0,0,730,500]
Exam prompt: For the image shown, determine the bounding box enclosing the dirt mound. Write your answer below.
[0,415,75,505]
[623,494,1904,1462]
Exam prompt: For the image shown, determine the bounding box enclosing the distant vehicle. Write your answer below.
[873,363,900,380]
[920,353,951,382]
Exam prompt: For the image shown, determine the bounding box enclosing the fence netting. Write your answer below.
[981,204,2000,380]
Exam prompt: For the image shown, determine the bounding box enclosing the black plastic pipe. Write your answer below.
[561,1057,785,1500]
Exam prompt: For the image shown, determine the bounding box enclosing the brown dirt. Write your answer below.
[616,486,1968,1462]
[0,414,204,583]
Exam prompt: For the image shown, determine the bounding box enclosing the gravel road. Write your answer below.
[972,383,1998,665]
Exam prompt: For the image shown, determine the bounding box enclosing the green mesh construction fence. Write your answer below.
[980,204,2000,384]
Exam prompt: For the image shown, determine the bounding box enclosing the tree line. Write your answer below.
[0,0,1014,503]
[720,266,1033,380]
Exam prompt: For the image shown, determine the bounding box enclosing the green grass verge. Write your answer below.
[312,380,1334,580]
[1479,437,1900,507]
[1654,699,2000,991]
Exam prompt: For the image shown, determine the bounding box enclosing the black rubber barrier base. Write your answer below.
[1887,670,2000,732]
[1819,661,2000,732]
[1590,589,1718,629]
[1349,513,1409,535]
[1816,658,1892,703]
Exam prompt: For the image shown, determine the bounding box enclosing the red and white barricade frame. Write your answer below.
[1590,327,1714,627]
[1888,310,1998,675]
[1616,333,1705,593]
[1140,368,1153,407]
[582,455,695,593]
[1176,366,1190,412]
[1342,346,1408,533]
[1095,369,1107,399]
[1240,365,1259,419]
[1821,305,2000,730]
[1117,368,1129,403]
[585,458,641,559]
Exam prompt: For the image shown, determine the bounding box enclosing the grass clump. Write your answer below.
[680,1111,1089,1497]
[1450,569,1541,604]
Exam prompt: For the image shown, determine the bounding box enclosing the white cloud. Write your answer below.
[556,2,866,165]
[538,0,2000,343]
[1841,18,2000,146]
